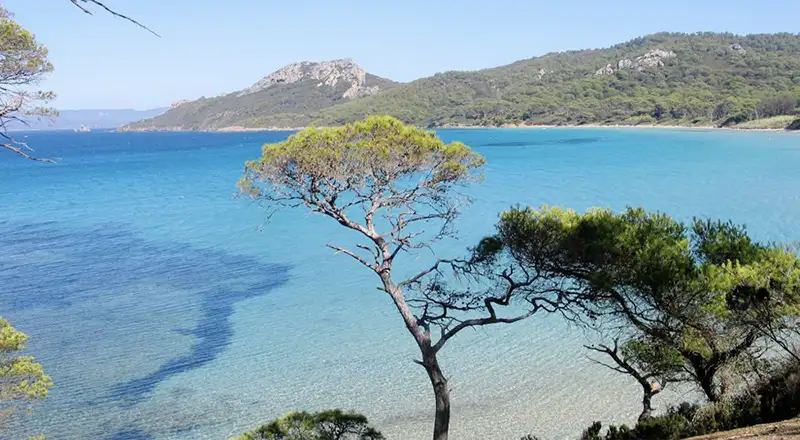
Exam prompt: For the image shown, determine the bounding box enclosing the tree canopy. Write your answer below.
[0,318,52,421]
[479,206,800,403]
[233,410,384,440]
[241,116,563,440]
[0,7,55,162]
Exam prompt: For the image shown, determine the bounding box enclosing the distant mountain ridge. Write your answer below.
[14,108,168,131]
[124,32,800,130]
[125,59,397,131]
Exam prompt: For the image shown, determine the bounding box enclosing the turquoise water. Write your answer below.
[1,128,798,440]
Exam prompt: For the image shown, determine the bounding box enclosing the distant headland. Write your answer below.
[121,32,800,133]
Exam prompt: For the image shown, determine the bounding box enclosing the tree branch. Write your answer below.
[433,309,537,353]
[327,244,377,272]
[70,0,160,37]
[1,143,55,163]
[398,259,456,289]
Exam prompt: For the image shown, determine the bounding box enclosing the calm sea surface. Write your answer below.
[1,128,798,440]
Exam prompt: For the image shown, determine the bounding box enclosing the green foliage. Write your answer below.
[577,358,800,440]
[620,337,684,380]
[0,7,56,161]
[579,421,603,440]
[127,32,800,130]
[489,206,800,402]
[232,410,384,440]
[631,414,686,440]
[240,115,484,200]
[0,318,52,420]
[578,417,683,440]
[733,115,797,129]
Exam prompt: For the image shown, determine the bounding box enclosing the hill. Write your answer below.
[124,32,800,131]
[125,59,397,130]
[313,32,800,128]
[11,108,168,131]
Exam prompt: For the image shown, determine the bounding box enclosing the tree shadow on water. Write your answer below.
[0,220,290,410]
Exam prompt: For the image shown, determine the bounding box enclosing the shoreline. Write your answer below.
[120,123,799,134]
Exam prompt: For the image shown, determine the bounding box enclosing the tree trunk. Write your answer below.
[639,393,654,422]
[381,276,452,440]
[698,371,719,402]
[422,351,451,440]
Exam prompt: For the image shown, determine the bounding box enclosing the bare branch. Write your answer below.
[398,259,456,289]
[70,0,161,37]
[327,244,377,272]
[1,143,55,163]
[433,309,537,353]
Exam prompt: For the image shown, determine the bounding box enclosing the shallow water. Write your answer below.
[1,128,798,440]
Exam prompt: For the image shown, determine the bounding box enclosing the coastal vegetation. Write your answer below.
[485,207,800,403]
[3,3,800,438]
[232,410,384,440]
[0,7,56,162]
[0,319,52,423]
[239,116,558,440]
[732,115,798,129]
[240,118,800,440]
[573,356,800,440]
[129,32,800,131]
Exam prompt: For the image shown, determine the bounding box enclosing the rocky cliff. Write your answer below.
[240,59,380,99]
[124,59,396,131]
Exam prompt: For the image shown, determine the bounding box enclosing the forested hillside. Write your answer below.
[125,32,800,130]
[313,32,800,128]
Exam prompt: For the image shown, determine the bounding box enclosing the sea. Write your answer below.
[1,128,798,440]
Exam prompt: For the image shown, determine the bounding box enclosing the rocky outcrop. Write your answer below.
[537,68,553,79]
[612,49,678,73]
[730,43,747,55]
[239,59,381,99]
[171,99,189,109]
[595,64,615,75]
[633,49,677,70]
[618,59,633,69]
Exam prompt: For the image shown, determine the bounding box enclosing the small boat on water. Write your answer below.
[74,125,91,133]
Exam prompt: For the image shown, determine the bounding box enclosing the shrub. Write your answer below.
[686,401,738,436]
[604,424,633,440]
[579,421,603,440]
[751,358,800,423]
[577,417,682,440]
[233,410,383,440]
[633,414,686,440]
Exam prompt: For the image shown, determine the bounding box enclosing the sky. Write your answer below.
[5,0,800,110]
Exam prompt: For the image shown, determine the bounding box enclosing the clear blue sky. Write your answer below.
[5,0,800,110]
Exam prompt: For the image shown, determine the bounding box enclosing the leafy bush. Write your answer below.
[621,115,656,125]
[232,410,383,440]
[579,421,603,440]
[577,359,800,440]
[603,424,633,440]
[579,415,684,440]
[751,358,800,423]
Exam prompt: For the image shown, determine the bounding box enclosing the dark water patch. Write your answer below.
[0,220,290,407]
[477,137,602,147]
[554,137,602,145]
[479,141,534,147]
[107,429,154,440]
